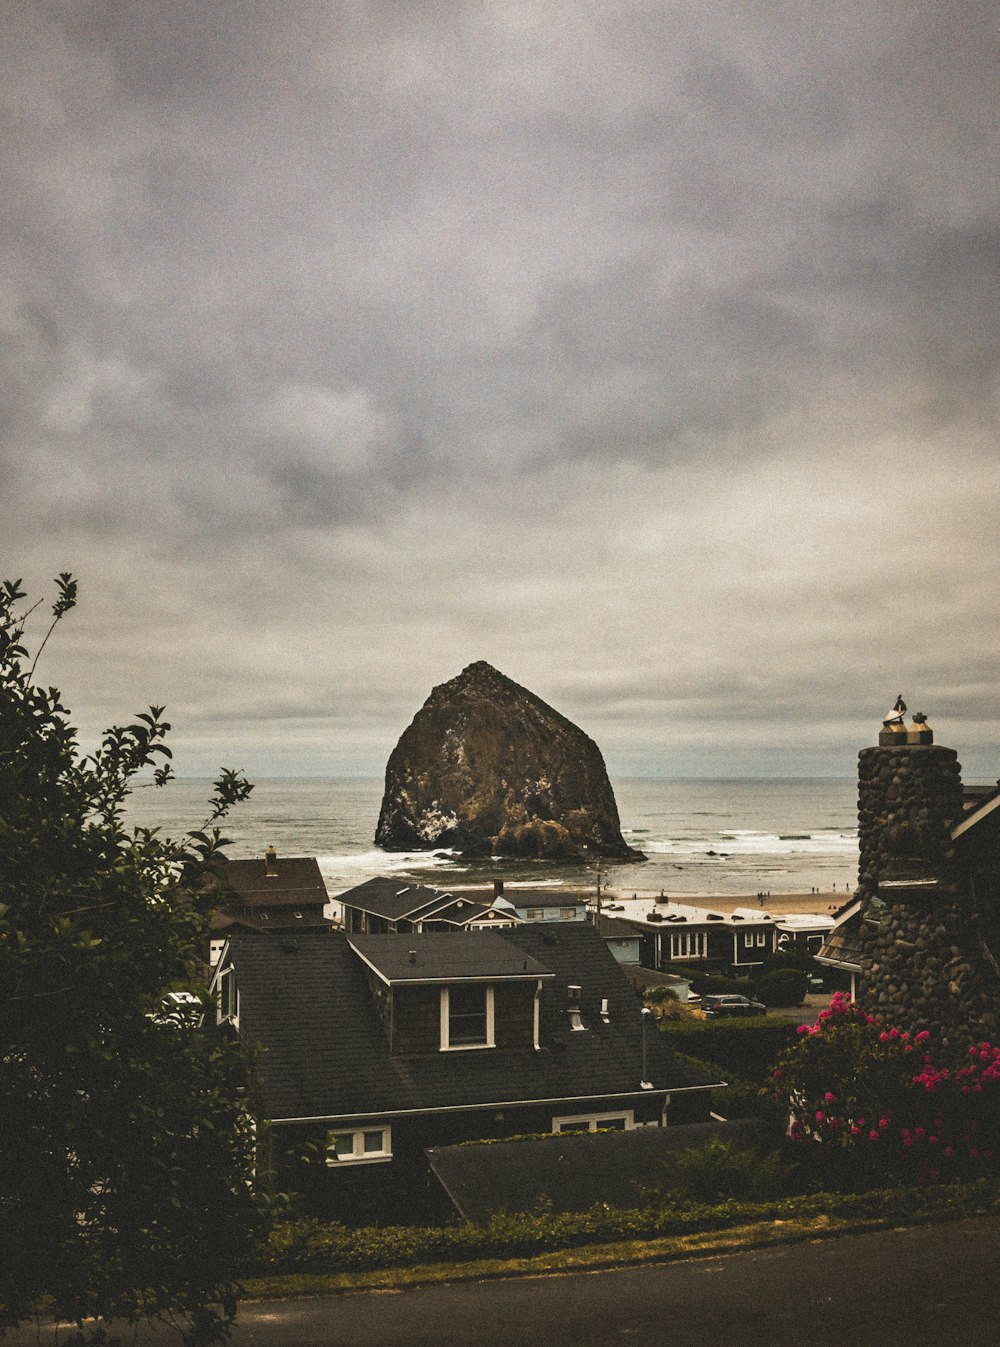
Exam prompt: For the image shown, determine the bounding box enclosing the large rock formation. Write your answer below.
[375,661,643,861]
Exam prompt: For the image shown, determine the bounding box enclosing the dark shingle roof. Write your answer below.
[226,923,714,1121]
[348,931,552,983]
[208,855,329,909]
[335,876,456,921]
[596,915,641,938]
[427,1119,764,1223]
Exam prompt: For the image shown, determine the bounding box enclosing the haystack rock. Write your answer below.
[375,661,644,861]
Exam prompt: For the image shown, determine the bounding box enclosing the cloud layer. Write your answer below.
[4,2,1000,778]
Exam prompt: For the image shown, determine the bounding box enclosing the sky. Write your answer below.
[4,2,1000,781]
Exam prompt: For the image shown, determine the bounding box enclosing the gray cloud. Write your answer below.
[4,1,1000,781]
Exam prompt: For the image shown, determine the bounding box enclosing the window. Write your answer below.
[440,984,495,1050]
[217,967,238,1025]
[744,932,754,948]
[671,931,706,960]
[757,931,767,947]
[559,906,577,919]
[525,907,544,920]
[553,1110,633,1134]
[325,1126,392,1164]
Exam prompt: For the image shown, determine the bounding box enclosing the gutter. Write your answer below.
[267,1084,718,1127]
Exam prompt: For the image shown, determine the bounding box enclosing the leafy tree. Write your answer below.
[0,576,259,1342]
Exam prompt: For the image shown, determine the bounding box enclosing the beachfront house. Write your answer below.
[337,876,520,934]
[210,922,720,1223]
[601,897,779,974]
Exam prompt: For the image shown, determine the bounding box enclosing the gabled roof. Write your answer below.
[223,923,716,1122]
[348,932,552,984]
[207,855,329,910]
[335,876,460,921]
[816,897,863,971]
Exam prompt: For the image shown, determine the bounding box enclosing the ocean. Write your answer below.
[125,776,860,901]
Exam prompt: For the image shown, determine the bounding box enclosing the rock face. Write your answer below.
[375,661,642,861]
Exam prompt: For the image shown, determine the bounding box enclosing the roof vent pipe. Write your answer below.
[600,997,610,1024]
[408,949,417,965]
[264,845,278,877]
[567,984,586,1032]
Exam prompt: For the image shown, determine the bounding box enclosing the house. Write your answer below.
[202,847,331,966]
[337,876,519,934]
[600,897,778,973]
[503,885,588,923]
[600,897,832,976]
[595,914,643,964]
[210,921,721,1223]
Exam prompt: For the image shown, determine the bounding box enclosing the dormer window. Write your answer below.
[440,984,495,1050]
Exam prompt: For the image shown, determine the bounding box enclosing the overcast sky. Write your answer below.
[4,2,999,781]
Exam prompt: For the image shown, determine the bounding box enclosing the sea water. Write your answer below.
[125,776,860,900]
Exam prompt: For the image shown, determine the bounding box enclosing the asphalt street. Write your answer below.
[10,1213,1000,1347]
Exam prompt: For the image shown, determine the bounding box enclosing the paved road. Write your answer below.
[10,1214,1000,1346]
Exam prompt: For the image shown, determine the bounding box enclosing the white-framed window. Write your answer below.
[670,931,706,960]
[744,932,754,949]
[325,1126,392,1165]
[440,984,495,1050]
[217,967,238,1026]
[553,1110,634,1134]
[757,930,767,947]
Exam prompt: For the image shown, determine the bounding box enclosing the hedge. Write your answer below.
[254,1180,1000,1276]
[661,1019,799,1084]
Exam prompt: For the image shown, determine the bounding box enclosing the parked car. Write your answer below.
[702,993,767,1018]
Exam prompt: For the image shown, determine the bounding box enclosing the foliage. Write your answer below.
[660,1018,799,1085]
[755,968,808,1007]
[255,1179,1000,1277]
[0,576,259,1341]
[650,1138,791,1203]
[688,972,757,996]
[772,993,1000,1188]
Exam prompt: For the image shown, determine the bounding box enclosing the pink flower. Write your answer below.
[815,1110,826,1124]
[868,1129,880,1141]
[824,1092,837,1103]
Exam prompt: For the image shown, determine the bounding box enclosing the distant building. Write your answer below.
[337,876,519,934]
[201,847,331,966]
[598,896,832,975]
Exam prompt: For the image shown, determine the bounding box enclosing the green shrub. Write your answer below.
[756,968,809,1007]
[254,1180,1000,1277]
[662,1139,792,1203]
[689,973,757,996]
[661,1019,799,1084]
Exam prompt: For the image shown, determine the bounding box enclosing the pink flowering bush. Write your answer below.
[772,993,1000,1186]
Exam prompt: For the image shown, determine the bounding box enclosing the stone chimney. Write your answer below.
[855,700,997,1043]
